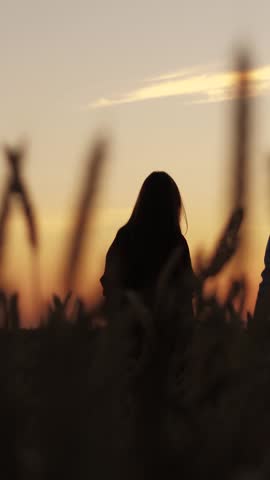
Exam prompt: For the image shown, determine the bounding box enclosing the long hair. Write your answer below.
[126,171,187,235]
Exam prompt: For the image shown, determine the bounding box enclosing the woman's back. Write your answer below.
[100,224,193,306]
[100,171,194,308]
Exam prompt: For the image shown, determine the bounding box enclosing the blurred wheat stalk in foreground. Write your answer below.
[0,144,41,317]
[63,138,108,294]
[0,144,39,263]
[195,51,254,318]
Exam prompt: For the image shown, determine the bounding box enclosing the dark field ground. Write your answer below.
[0,288,270,480]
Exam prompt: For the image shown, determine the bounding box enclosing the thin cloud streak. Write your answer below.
[144,61,221,83]
[85,64,270,109]
[144,66,204,83]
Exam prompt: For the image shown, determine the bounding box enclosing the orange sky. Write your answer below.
[0,202,266,325]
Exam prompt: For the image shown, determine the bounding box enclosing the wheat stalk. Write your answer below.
[64,138,107,292]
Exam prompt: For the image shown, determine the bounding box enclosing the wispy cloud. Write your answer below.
[144,65,206,83]
[84,64,270,109]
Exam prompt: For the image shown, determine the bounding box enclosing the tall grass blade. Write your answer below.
[231,51,253,277]
[64,138,107,292]
[231,51,251,210]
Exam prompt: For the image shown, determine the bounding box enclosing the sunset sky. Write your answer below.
[0,0,269,322]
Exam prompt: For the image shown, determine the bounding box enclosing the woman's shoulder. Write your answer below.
[107,225,131,254]
[114,225,131,243]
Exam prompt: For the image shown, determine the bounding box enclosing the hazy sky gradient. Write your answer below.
[0,0,269,320]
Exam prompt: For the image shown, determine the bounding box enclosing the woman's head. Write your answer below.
[128,171,187,234]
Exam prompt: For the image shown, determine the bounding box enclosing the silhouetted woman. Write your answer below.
[100,171,194,310]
